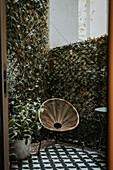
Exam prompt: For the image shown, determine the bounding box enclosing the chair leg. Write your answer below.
[77,128,84,151]
[37,127,45,156]
[54,131,59,143]
[37,140,41,156]
[56,132,58,143]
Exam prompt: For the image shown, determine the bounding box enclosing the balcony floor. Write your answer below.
[10,142,107,170]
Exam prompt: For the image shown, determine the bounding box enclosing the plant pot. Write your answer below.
[11,135,31,160]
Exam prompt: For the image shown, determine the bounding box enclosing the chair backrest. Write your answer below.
[39,98,79,132]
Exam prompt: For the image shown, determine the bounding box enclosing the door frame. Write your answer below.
[0,0,9,169]
[109,0,113,169]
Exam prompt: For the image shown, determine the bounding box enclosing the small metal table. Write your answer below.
[95,107,107,149]
[95,107,107,113]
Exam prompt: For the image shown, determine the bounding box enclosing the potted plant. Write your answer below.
[9,98,43,160]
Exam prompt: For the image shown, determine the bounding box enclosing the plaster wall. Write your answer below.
[49,0,78,48]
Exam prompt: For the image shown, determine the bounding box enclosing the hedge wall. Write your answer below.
[6,0,108,150]
[6,0,49,105]
[45,36,108,150]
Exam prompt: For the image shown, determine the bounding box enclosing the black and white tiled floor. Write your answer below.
[10,144,107,170]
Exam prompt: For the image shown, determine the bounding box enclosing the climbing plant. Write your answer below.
[6,0,49,106]
[45,35,108,150]
[6,0,108,150]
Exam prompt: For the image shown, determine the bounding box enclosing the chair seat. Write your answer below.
[39,98,79,132]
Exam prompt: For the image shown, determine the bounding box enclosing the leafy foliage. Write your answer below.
[9,98,43,141]
[6,0,49,105]
[46,35,108,112]
[6,0,108,150]
[45,35,108,150]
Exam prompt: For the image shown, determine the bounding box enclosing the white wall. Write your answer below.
[49,0,108,48]
[90,0,108,38]
[49,0,78,49]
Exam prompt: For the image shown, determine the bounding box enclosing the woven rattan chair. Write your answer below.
[38,98,79,154]
[39,98,79,132]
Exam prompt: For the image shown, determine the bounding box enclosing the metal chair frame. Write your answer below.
[38,98,83,155]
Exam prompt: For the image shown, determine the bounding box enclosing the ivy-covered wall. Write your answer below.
[45,36,108,150]
[46,36,108,109]
[6,0,49,105]
[6,0,108,150]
